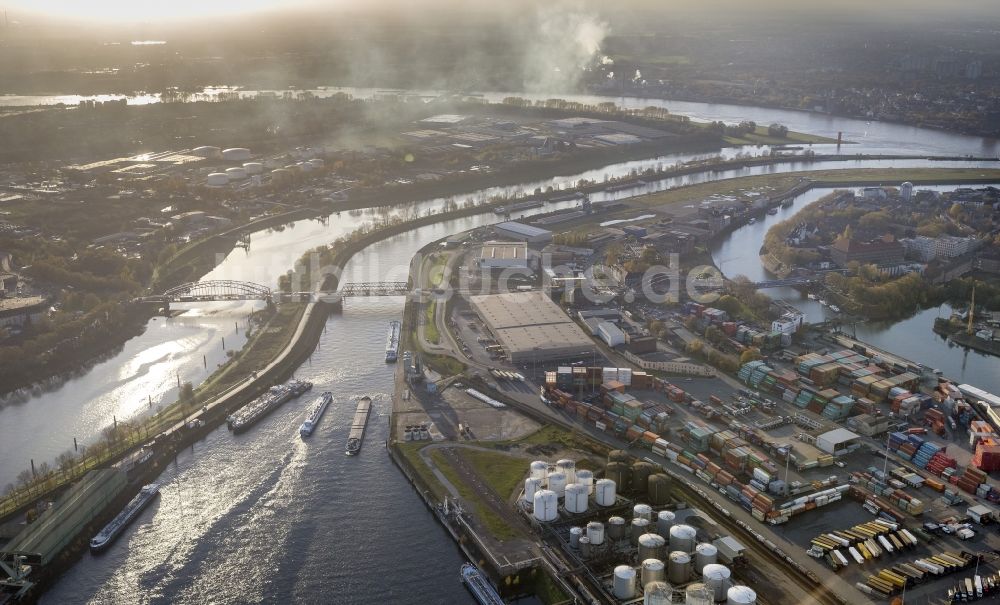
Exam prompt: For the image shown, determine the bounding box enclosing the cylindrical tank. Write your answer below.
[192,145,221,158]
[569,526,583,548]
[656,510,676,537]
[306,158,324,168]
[530,461,548,480]
[206,172,229,186]
[632,461,656,492]
[612,565,636,600]
[669,524,697,553]
[564,484,588,514]
[641,558,666,588]
[694,543,718,573]
[668,551,692,584]
[221,147,251,161]
[270,168,293,185]
[576,469,594,494]
[645,581,672,605]
[686,582,714,605]
[607,516,626,540]
[586,521,605,545]
[726,586,757,605]
[648,473,672,505]
[532,490,558,522]
[243,162,263,175]
[609,449,630,463]
[633,503,653,521]
[225,166,247,180]
[547,472,567,498]
[524,477,542,503]
[702,564,732,602]
[605,462,630,491]
[579,536,591,558]
[556,459,576,484]
[595,478,616,506]
[638,533,666,562]
[631,518,651,543]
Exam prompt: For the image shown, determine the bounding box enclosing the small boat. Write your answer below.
[300,391,333,437]
[807,293,817,300]
[819,299,829,307]
[830,305,841,313]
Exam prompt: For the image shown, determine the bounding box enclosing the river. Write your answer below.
[711,184,1000,393]
[2,91,998,603]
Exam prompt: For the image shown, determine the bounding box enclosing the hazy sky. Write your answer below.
[5,0,1000,24]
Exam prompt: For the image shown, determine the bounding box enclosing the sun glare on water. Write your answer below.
[16,0,303,22]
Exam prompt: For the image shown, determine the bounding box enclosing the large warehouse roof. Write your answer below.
[495,221,552,239]
[470,291,593,362]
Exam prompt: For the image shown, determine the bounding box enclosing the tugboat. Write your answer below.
[90,483,160,553]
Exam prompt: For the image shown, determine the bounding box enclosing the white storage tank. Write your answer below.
[532,489,558,522]
[726,585,757,605]
[306,158,324,169]
[564,484,588,514]
[206,172,229,186]
[575,469,594,494]
[192,145,221,158]
[524,477,542,503]
[612,565,636,600]
[645,581,672,605]
[298,160,314,172]
[243,162,263,175]
[638,533,666,562]
[641,558,665,588]
[225,166,247,180]
[221,147,251,161]
[694,543,718,573]
[668,551,692,584]
[586,521,605,545]
[669,524,697,553]
[633,503,653,521]
[656,510,676,537]
[702,564,732,602]
[607,516,626,540]
[556,459,576,484]
[595,479,616,506]
[685,582,714,605]
[547,472,567,498]
[530,461,548,480]
[631,518,651,543]
[579,536,591,558]
[569,526,583,548]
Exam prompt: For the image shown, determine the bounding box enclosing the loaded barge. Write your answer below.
[299,391,333,437]
[385,320,401,363]
[89,483,160,553]
[345,396,372,455]
[227,379,312,434]
[461,563,505,605]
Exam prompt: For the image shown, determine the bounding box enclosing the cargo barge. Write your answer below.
[299,391,333,437]
[385,320,401,363]
[89,483,160,553]
[345,396,372,455]
[461,563,505,605]
[227,379,312,434]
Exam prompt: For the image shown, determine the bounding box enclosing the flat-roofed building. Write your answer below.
[494,221,553,244]
[479,241,528,270]
[469,291,594,363]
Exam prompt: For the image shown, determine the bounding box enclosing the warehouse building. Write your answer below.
[815,428,862,456]
[493,221,553,244]
[478,241,529,270]
[469,291,594,363]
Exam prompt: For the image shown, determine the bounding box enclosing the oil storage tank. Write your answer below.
[569,526,583,548]
[633,503,652,521]
[206,173,229,186]
[656,510,675,537]
[686,583,714,605]
[547,472,567,498]
[645,581,672,605]
[609,449,630,463]
[221,147,251,161]
[579,536,591,558]
[648,474,672,505]
[668,551,692,584]
[726,586,757,605]
[607,516,626,540]
[669,524,697,553]
[595,478,616,506]
[613,565,637,600]
[225,166,247,180]
[631,518,651,543]
[586,521,605,545]
[638,533,666,562]
[641,558,665,588]
[556,459,576,483]
[702,564,732,602]
[523,477,542,503]
[632,461,656,492]
[575,469,594,494]
[605,462,630,491]
[533,490,558,522]
[530,461,548,480]
[564,484,588,513]
[243,162,263,175]
[694,543,718,573]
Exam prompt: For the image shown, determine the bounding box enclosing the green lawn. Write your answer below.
[395,442,448,500]
[430,449,521,541]
[459,449,529,501]
[424,301,439,344]
[724,125,840,146]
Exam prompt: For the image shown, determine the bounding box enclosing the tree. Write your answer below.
[686,339,704,355]
[740,348,763,365]
[767,123,789,138]
[180,381,195,403]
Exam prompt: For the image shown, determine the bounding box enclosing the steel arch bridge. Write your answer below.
[337,281,410,297]
[142,280,273,303]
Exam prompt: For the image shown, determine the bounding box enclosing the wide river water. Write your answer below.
[1,89,997,604]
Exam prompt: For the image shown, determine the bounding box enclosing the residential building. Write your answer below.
[830,235,904,268]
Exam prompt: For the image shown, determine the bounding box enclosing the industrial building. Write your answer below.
[493,221,553,245]
[478,241,529,270]
[469,291,594,363]
[815,428,862,456]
